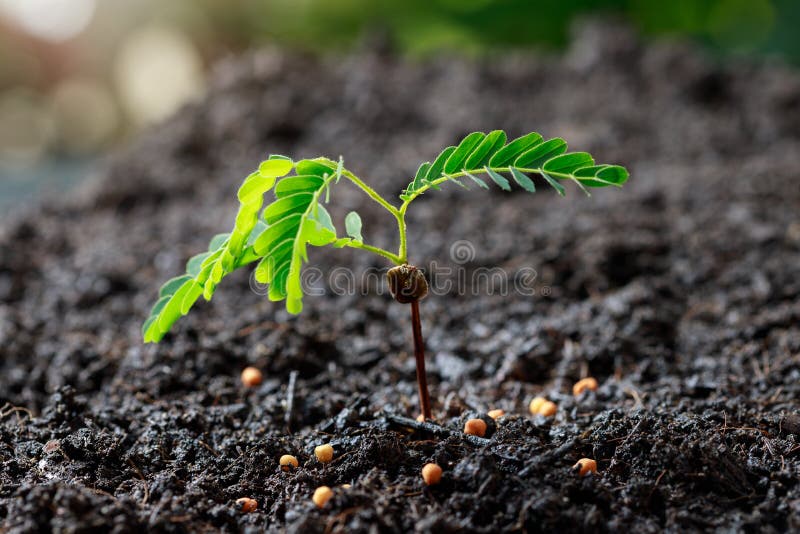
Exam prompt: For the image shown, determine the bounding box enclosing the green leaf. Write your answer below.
[465,171,489,189]
[159,275,192,298]
[258,156,293,178]
[141,317,156,341]
[253,213,303,255]
[345,211,363,242]
[296,159,336,178]
[186,252,211,277]
[156,279,195,332]
[262,192,314,223]
[208,233,230,251]
[541,172,566,196]
[407,162,431,194]
[510,168,536,192]
[464,130,507,169]
[254,239,293,284]
[275,175,325,197]
[597,165,628,185]
[542,152,595,174]
[514,138,567,168]
[312,205,336,234]
[246,221,268,246]
[181,281,203,314]
[444,173,469,189]
[485,167,511,191]
[303,213,337,247]
[425,146,456,181]
[488,132,543,167]
[149,295,170,318]
[444,132,485,174]
[238,172,277,203]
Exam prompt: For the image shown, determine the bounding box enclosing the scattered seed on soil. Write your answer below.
[572,377,598,396]
[240,366,262,387]
[279,454,299,471]
[314,444,334,463]
[313,486,334,508]
[235,497,258,513]
[422,463,443,486]
[573,458,598,477]
[539,401,557,417]
[529,397,546,415]
[487,409,505,420]
[464,418,487,437]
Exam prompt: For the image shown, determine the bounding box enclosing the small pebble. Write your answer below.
[487,409,505,420]
[421,463,443,485]
[573,458,598,476]
[314,444,334,464]
[573,377,599,396]
[312,486,334,508]
[235,497,257,513]
[279,454,299,471]
[241,367,262,387]
[464,418,487,437]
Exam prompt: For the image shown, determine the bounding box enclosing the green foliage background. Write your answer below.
[206,0,800,61]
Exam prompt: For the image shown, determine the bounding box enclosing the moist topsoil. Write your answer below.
[1,21,800,533]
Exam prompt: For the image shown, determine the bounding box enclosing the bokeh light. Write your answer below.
[113,25,204,126]
[51,77,118,154]
[0,89,54,164]
[0,0,95,43]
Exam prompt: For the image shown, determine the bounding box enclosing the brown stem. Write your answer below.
[410,299,431,420]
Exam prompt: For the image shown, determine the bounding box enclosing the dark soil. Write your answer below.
[2,20,800,533]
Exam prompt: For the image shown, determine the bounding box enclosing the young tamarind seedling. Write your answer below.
[142,130,629,420]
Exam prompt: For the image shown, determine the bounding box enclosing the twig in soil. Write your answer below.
[236,320,282,337]
[0,403,34,424]
[384,413,491,447]
[318,396,367,434]
[126,458,150,505]
[285,370,298,433]
[198,440,220,457]
[648,469,667,500]
[517,437,578,477]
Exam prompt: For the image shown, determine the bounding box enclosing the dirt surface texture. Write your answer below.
[2,21,800,533]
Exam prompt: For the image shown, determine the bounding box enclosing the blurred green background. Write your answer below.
[1,0,798,209]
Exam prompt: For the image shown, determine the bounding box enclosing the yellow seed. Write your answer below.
[416,413,426,422]
[314,444,334,463]
[529,396,547,415]
[312,486,334,508]
[573,458,598,476]
[487,409,505,420]
[279,454,299,471]
[573,377,599,396]
[464,418,487,437]
[539,401,557,417]
[235,497,257,513]
[241,366,262,387]
[421,463,443,485]
[341,484,351,489]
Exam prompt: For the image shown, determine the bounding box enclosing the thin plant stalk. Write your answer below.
[410,299,431,420]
